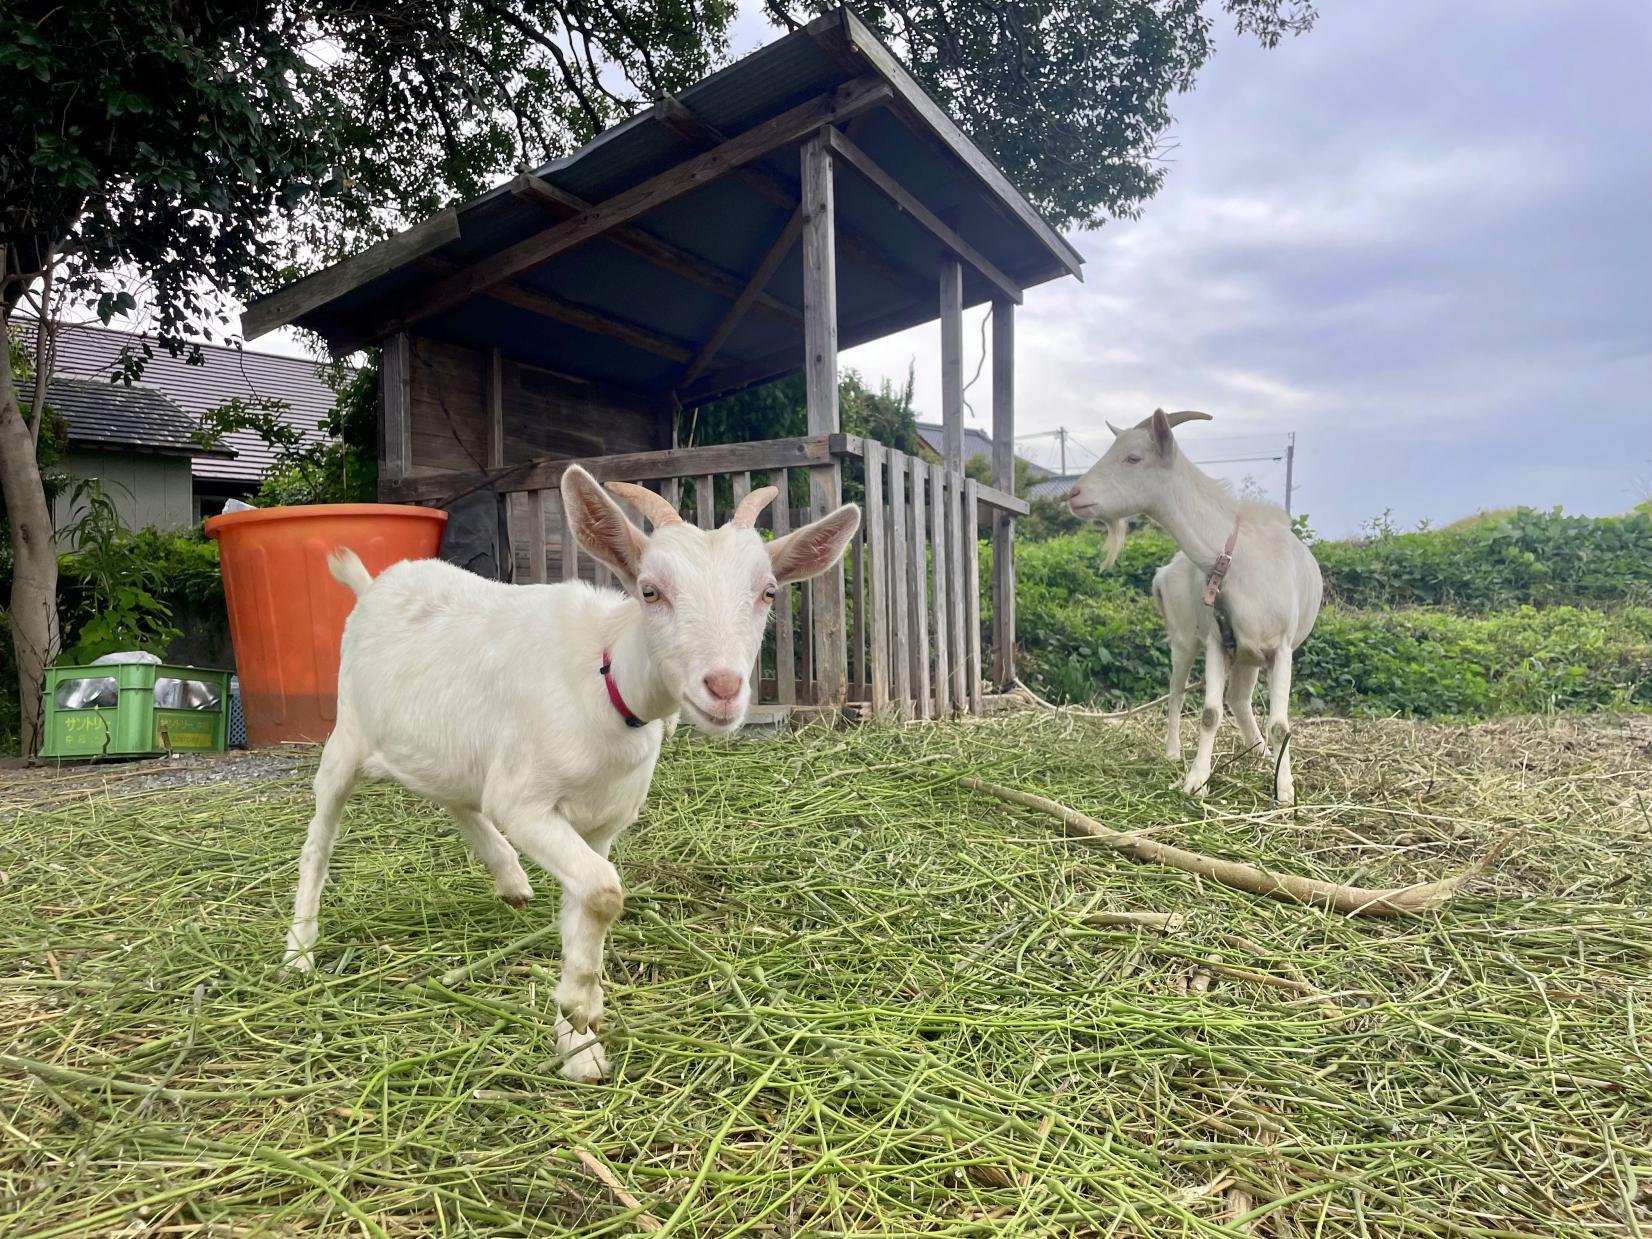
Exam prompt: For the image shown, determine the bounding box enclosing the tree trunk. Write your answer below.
[0,333,60,755]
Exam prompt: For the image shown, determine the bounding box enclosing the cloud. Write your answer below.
[846,0,1652,533]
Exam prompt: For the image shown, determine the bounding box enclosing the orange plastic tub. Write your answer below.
[205,503,447,747]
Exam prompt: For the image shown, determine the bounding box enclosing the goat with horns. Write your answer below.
[1068,410,1322,803]
[283,467,860,1080]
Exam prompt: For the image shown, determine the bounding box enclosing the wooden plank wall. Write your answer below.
[399,333,672,581]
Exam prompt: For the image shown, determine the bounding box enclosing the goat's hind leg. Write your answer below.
[447,807,534,906]
[1266,648,1297,805]
[284,726,363,971]
[1225,662,1265,758]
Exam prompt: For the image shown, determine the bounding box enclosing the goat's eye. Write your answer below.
[761,583,778,605]
[640,583,662,603]
[1125,454,1143,464]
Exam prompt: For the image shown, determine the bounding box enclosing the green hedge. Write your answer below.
[1013,530,1652,718]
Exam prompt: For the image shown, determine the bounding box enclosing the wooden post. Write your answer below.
[990,299,1017,689]
[964,478,983,715]
[802,131,847,706]
[378,332,412,494]
[888,453,911,719]
[863,440,889,714]
[939,259,964,475]
[526,489,548,584]
[773,469,796,705]
[909,464,931,719]
[487,348,505,469]
[947,471,967,708]
[929,461,951,716]
[731,471,762,696]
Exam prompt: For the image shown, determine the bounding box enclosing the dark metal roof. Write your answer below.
[245,7,1081,407]
[50,321,336,482]
[46,378,235,460]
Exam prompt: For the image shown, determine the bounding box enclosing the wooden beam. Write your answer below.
[823,128,1022,305]
[242,209,460,341]
[682,298,946,406]
[815,8,1084,281]
[801,133,839,436]
[510,174,800,327]
[676,207,803,389]
[380,434,840,504]
[939,256,964,473]
[385,79,890,334]
[482,280,694,363]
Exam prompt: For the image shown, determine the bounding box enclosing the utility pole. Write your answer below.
[1057,426,1068,476]
[1284,432,1296,517]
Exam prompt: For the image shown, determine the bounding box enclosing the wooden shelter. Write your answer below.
[244,6,1083,722]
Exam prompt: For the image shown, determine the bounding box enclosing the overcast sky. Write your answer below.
[824,0,1652,534]
[250,1,1650,537]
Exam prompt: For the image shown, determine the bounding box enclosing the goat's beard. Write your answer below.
[1100,518,1127,571]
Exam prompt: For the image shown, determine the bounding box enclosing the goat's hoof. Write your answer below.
[282,949,314,974]
[1179,776,1210,798]
[555,1015,610,1083]
[500,891,533,908]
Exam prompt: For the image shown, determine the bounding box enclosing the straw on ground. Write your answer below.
[2,710,1649,1236]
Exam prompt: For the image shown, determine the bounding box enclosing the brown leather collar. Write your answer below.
[1202,516,1242,608]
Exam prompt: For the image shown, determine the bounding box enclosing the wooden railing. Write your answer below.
[384,434,1026,718]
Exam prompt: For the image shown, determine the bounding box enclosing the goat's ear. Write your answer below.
[767,503,861,584]
[1150,409,1176,458]
[562,465,647,584]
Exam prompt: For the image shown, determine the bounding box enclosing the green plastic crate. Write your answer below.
[41,662,231,759]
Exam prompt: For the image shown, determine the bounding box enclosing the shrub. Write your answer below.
[1315,507,1652,612]
[1013,530,1652,718]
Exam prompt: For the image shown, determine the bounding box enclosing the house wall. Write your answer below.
[53,450,195,539]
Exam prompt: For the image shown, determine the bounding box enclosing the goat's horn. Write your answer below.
[1136,408,1212,429]
[730,485,779,529]
[604,481,681,528]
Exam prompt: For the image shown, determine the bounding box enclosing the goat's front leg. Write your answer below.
[496,807,624,1082]
[1266,648,1296,805]
[1181,633,1228,797]
[1165,640,1197,760]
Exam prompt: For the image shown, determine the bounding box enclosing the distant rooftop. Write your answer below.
[46,378,233,459]
[914,421,1053,479]
[46,320,339,484]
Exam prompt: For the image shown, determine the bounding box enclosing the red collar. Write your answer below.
[600,650,645,728]
[1202,515,1242,608]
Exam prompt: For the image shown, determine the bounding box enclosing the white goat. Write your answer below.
[283,465,859,1081]
[1071,411,1322,802]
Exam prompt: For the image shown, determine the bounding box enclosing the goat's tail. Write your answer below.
[327,546,374,597]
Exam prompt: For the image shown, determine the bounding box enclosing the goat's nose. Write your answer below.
[702,669,744,702]
[1067,484,1081,499]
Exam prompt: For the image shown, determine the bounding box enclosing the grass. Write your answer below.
[2,709,1650,1237]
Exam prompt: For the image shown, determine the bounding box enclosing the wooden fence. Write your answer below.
[384,435,1026,719]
